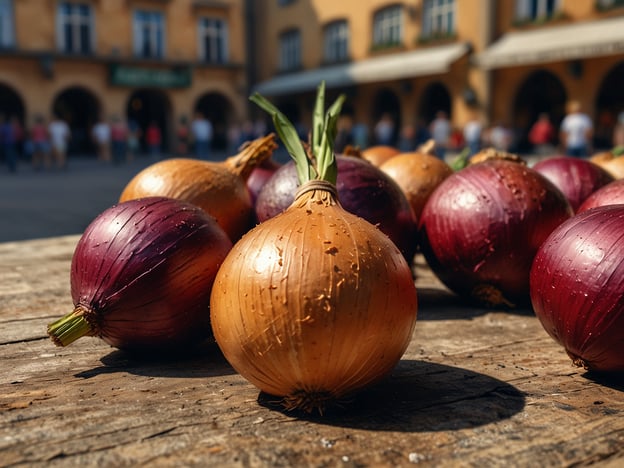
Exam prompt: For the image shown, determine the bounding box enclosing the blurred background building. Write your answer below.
[1,0,624,156]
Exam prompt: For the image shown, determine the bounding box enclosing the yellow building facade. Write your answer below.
[0,0,248,154]
[251,0,624,152]
[2,0,624,156]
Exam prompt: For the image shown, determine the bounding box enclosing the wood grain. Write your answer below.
[1,236,623,467]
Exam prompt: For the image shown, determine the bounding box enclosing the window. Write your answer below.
[279,29,301,71]
[199,17,228,63]
[515,0,561,21]
[56,2,93,54]
[422,0,455,37]
[323,20,349,63]
[0,0,14,49]
[133,10,165,59]
[373,5,403,47]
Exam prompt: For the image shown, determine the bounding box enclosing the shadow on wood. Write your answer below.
[257,359,525,431]
[73,340,236,379]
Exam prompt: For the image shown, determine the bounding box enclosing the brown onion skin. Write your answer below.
[419,159,574,307]
[379,151,453,221]
[530,205,624,372]
[210,185,417,405]
[577,179,624,213]
[71,197,233,351]
[255,155,418,263]
[360,145,401,167]
[532,157,615,212]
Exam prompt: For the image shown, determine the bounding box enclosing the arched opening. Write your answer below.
[418,82,452,124]
[52,86,100,156]
[512,70,566,153]
[0,83,26,159]
[595,61,624,149]
[371,87,401,146]
[194,92,235,151]
[126,89,172,154]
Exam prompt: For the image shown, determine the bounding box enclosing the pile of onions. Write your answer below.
[379,142,453,221]
[360,145,400,167]
[590,147,624,179]
[532,156,615,212]
[419,154,573,307]
[210,83,418,413]
[255,154,418,262]
[47,197,233,352]
[577,179,624,213]
[119,135,277,241]
[530,204,624,372]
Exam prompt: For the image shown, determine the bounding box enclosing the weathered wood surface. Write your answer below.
[1,235,623,467]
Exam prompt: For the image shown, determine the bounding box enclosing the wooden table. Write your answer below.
[1,235,623,467]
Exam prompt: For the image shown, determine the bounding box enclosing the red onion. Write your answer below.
[419,158,573,307]
[577,179,624,213]
[530,204,624,372]
[247,158,282,207]
[255,155,418,262]
[47,197,233,352]
[532,156,615,212]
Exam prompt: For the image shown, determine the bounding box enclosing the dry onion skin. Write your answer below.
[379,147,453,221]
[119,134,277,241]
[210,83,418,413]
[590,147,624,180]
[530,204,624,372]
[360,145,401,167]
[47,197,233,352]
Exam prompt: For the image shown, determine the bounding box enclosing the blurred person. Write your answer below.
[110,115,128,165]
[92,117,111,162]
[397,123,416,152]
[560,100,593,157]
[430,110,452,159]
[488,121,513,152]
[29,114,51,171]
[529,113,556,155]
[126,118,140,160]
[0,114,19,173]
[351,121,369,149]
[227,122,242,153]
[48,113,71,169]
[253,118,268,139]
[463,114,483,156]
[176,116,190,156]
[374,112,395,146]
[191,111,213,159]
[145,120,162,159]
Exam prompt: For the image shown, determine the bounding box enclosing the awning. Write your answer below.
[476,16,624,69]
[253,42,470,96]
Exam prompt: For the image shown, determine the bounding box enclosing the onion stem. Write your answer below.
[250,81,345,186]
[47,306,94,347]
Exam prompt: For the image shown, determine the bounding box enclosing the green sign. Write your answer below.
[110,64,192,88]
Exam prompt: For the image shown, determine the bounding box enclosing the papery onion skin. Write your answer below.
[210,184,418,407]
[530,205,624,372]
[360,145,400,167]
[379,150,453,221]
[419,159,574,307]
[532,156,615,212]
[577,179,624,213]
[50,197,233,352]
[120,135,276,241]
[255,155,418,262]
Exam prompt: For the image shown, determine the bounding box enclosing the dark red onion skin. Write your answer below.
[532,157,615,212]
[246,159,282,207]
[71,197,233,351]
[419,159,574,307]
[255,155,418,262]
[577,179,624,213]
[530,205,624,372]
